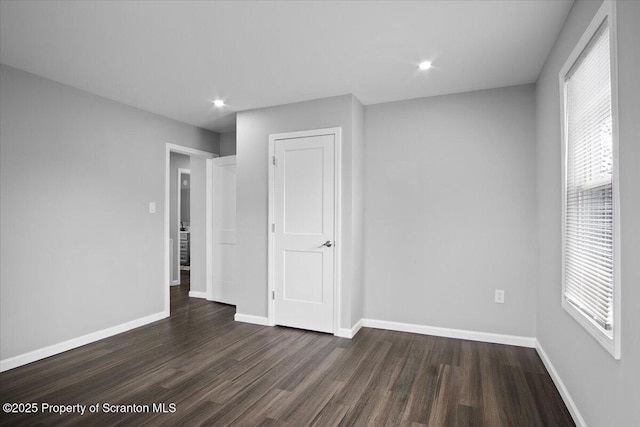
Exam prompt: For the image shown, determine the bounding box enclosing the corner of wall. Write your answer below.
[349,94,365,327]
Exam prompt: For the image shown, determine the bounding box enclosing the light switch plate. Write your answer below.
[149,202,156,214]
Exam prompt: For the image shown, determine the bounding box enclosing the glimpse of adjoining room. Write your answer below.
[179,170,190,275]
[170,153,191,293]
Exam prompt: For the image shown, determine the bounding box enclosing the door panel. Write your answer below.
[284,250,323,304]
[283,148,324,235]
[274,134,335,333]
[211,156,237,305]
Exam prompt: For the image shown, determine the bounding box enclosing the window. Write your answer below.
[560,0,620,359]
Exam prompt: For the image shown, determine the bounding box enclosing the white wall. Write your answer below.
[236,94,363,329]
[219,131,237,157]
[363,85,537,337]
[169,152,189,283]
[536,1,640,425]
[0,64,218,361]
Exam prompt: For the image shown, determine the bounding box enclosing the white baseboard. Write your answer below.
[336,319,363,339]
[188,291,207,299]
[170,280,180,286]
[535,340,586,427]
[234,313,271,326]
[361,318,536,348]
[0,311,167,373]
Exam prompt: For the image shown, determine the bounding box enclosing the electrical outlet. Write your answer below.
[495,289,505,304]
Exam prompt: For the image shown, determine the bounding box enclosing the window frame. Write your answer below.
[559,0,621,359]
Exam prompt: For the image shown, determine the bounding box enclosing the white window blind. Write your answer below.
[563,20,614,332]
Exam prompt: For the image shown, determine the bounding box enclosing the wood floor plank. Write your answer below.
[426,364,465,427]
[226,388,291,426]
[310,401,351,426]
[0,276,575,426]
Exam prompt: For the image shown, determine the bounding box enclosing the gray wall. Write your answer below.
[536,1,640,425]
[236,94,363,329]
[350,97,365,325]
[180,189,190,223]
[169,152,189,283]
[0,64,218,360]
[189,157,207,294]
[363,85,537,337]
[219,131,237,157]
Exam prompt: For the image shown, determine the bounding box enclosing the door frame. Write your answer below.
[164,143,217,317]
[175,168,190,281]
[267,127,342,336]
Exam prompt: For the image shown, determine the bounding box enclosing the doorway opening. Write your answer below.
[178,167,191,293]
[164,143,216,317]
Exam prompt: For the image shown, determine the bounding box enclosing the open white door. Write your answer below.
[210,156,237,305]
[270,129,339,334]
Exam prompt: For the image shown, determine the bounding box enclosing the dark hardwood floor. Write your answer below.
[0,273,574,426]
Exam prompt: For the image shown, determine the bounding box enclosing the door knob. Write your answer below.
[320,240,333,248]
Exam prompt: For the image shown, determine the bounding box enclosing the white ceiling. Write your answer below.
[0,0,573,133]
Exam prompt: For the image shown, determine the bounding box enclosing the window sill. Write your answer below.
[562,298,620,359]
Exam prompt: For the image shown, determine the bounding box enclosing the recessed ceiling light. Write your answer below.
[213,99,225,107]
[418,61,432,70]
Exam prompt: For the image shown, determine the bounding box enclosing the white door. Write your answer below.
[272,132,336,333]
[211,156,237,305]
